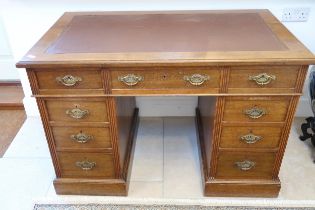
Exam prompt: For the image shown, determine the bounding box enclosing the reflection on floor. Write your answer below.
[0,110,26,157]
[0,117,315,210]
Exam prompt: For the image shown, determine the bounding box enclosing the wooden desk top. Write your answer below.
[17,10,315,68]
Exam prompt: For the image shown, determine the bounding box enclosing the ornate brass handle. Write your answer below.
[56,75,82,87]
[249,73,276,86]
[235,160,255,171]
[66,107,89,119]
[240,132,263,144]
[76,160,96,170]
[183,74,210,86]
[244,106,266,119]
[71,132,93,143]
[118,74,143,86]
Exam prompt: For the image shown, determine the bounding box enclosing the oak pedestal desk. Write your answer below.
[17,10,315,197]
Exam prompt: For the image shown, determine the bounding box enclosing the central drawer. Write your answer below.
[110,67,220,94]
[57,152,116,178]
[45,98,109,123]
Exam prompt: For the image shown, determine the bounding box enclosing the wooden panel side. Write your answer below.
[26,69,40,95]
[272,96,299,178]
[106,97,122,179]
[209,97,225,179]
[36,98,61,177]
[197,96,217,179]
[114,97,136,175]
[295,65,309,93]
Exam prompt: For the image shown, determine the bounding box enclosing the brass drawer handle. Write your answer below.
[235,160,255,171]
[71,132,93,143]
[249,73,276,86]
[76,160,96,170]
[240,132,263,144]
[56,75,82,87]
[66,107,89,119]
[183,74,210,86]
[118,74,143,86]
[244,106,266,119]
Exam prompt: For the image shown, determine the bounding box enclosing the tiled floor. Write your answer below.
[1,117,315,210]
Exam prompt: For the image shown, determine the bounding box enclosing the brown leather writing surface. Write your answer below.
[47,13,287,54]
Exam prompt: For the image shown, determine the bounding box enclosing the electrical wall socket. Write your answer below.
[282,8,310,22]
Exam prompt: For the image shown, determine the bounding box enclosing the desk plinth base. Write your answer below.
[204,179,280,197]
[53,178,128,196]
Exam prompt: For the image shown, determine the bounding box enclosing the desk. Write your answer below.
[17,10,315,197]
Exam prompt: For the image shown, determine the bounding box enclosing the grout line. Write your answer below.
[43,180,55,197]
[162,117,165,198]
[129,180,164,183]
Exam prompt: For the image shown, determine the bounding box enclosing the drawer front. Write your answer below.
[35,69,103,91]
[58,152,115,178]
[111,67,220,93]
[228,66,300,93]
[45,98,108,122]
[223,97,290,122]
[52,126,111,150]
[216,151,276,179]
[220,126,282,149]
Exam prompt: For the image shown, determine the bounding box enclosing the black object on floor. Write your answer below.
[299,70,315,163]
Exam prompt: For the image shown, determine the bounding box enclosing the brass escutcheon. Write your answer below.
[183,74,210,86]
[75,160,96,170]
[66,107,89,119]
[71,132,93,143]
[249,73,276,86]
[118,74,143,86]
[240,132,263,144]
[244,106,266,119]
[56,75,82,86]
[235,160,256,171]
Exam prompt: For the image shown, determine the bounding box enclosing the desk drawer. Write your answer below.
[223,97,290,122]
[45,98,109,122]
[52,126,112,150]
[228,66,300,93]
[35,69,103,94]
[216,151,276,179]
[58,152,115,178]
[220,126,282,149]
[111,67,220,94]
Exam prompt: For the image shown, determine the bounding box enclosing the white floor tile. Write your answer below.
[278,118,315,200]
[128,181,163,198]
[4,117,50,158]
[130,118,164,182]
[163,118,203,198]
[0,158,55,210]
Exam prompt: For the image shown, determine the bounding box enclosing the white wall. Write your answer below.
[0,16,19,80]
[0,0,314,117]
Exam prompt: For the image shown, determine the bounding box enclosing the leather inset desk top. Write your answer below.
[47,13,287,54]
